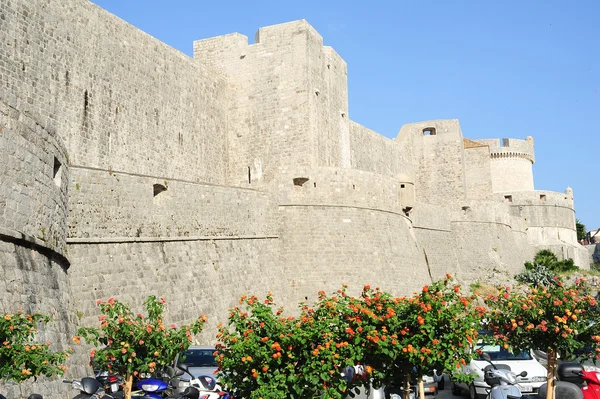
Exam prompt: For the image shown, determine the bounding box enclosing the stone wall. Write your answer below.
[0,101,68,254]
[1,0,230,185]
[194,21,317,186]
[464,145,493,200]
[0,99,79,397]
[67,238,283,347]
[396,120,467,204]
[348,121,413,177]
[68,167,276,239]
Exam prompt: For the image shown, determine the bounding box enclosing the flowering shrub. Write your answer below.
[0,311,70,383]
[483,277,600,399]
[76,296,206,399]
[398,276,483,387]
[216,277,483,399]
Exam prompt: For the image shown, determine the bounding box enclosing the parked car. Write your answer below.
[173,346,218,380]
[452,341,547,399]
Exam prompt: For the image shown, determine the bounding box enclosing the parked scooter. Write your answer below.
[64,377,119,398]
[536,362,600,399]
[95,371,124,398]
[0,394,42,399]
[132,376,169,398]
[173,364,233,399]
[481,352,529,399]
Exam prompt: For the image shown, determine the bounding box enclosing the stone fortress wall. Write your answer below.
[0,1,588,397]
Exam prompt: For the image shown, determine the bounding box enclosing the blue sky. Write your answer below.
[91,0,599,232]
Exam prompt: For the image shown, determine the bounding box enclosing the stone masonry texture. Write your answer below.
[0,1,590,397]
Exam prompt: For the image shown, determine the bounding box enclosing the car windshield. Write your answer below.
[476,343,532,361]
[178,349,217,367]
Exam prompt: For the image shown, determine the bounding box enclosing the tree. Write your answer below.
[576,219,587,242]
[76,296,206,399]
[392,276,483,399]
[216,277,484,399]
[0,311,70,383]
[483,277,600,399]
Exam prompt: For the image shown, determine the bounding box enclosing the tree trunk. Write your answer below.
[546,348,557,399]
[124,373,133,399]
[404,373,411,399]
[419,378,425,399]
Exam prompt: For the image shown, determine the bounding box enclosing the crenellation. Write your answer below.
[0,4,588,397]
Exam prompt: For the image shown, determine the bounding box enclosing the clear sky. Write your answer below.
[91,0,599,232]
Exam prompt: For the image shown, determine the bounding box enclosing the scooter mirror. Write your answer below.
[520,371,528,377]
[175,369,185,377]
[482,353,492,362]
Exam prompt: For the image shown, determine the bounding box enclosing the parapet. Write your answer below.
[194,20,325,61]
[396,119,463,140]
[475,137,535,163]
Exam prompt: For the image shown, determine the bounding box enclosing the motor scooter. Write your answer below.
[64,377,119,398]
[480,352,529,399]
[174,364,233,399]
[538,362,600,399]
[0,394,42,399]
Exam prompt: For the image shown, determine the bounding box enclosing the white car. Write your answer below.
[452,342,547,399]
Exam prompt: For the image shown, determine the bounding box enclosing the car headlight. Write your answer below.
[530,376,547,383]
[141,384,161,391]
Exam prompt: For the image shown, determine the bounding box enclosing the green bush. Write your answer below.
[516,250,578,287]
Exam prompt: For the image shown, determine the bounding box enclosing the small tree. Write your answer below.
[0,311,70,384]
[76,296,206,399]
[576,219,587,242]
[395,276,483,399]
[216,290,372,399]
[483,278,600,399]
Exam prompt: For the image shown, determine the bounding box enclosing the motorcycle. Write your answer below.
[173,364,233,399]
[95,371,124,398]
[537,362,600,399]
[480,352,529,399]
[64,377,119,398]
[132,376,169,398]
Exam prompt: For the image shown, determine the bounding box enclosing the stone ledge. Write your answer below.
[0,227,69,268]
[66,235,279,244]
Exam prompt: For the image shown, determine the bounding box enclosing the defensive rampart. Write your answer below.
[0,101,85,397]
[0,2,590,397]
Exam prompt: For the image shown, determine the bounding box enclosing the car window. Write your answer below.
[178,349,217,367]
[476,343,532,360]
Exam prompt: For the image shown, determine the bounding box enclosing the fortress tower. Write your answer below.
[476,137,535,193]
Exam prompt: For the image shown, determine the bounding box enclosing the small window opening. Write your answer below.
[400,184,405,189]
[314,182,317,188]
[248,167,251,184]
[293,177,309,187]
[540,194,546,201]
[423,127,436,136]
[153,184,167,197]
[504,195,513,203]
[352,184,355,190]
[53,157,62,187]
[501,138,509,147]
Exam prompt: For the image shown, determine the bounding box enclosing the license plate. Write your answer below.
[518,385,533,393]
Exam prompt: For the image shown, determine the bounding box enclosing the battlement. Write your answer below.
[475,137,535,163]
[193,20,324,61]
